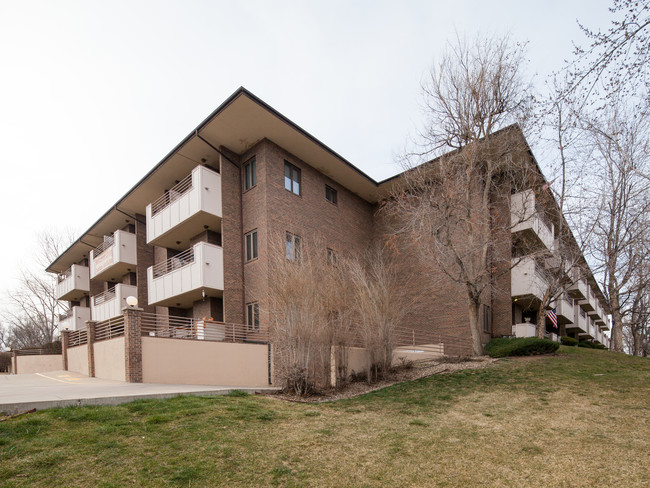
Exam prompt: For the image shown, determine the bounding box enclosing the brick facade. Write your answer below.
[50,89,611,355]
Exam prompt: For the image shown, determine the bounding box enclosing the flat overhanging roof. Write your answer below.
[47,87,384,273]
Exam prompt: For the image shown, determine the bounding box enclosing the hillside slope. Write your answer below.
[1,346,648,487]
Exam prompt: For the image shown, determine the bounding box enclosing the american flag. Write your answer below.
[548,309,558,329]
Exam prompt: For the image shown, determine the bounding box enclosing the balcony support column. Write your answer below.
[86,321,98,377]
[61,330,70,371]
[123,307,143,383]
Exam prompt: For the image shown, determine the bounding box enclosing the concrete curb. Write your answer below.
[0,387,279,416]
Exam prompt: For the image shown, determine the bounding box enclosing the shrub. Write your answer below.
[579,340,597,349]
[485,337,560,358]
[561,336,578,347]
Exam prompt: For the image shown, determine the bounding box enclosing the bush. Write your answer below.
[579,340,597,349]
[485,337,560,358]
[561,336,578,347]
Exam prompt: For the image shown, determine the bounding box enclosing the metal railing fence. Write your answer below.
[150,173,193,215]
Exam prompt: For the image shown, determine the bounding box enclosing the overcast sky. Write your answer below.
[0,0,613,298]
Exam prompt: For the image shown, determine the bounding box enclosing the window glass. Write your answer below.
[326,185,338,204]
[285,232,301,261]
[284,161,301,195]
[244,158,256,191]
[245,230,258,261]
[284,163,292,191]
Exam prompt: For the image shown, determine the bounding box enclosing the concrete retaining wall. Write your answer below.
[95,337,126,381]
[141,337,270,387]
[15,354,62,374]
[67,345,89,375]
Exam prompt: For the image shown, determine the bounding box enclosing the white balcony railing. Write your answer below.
[89,230,137,281]
[90,283,137,322]
[58,306,90,332]
[147,242,224,308]
[511,190,555,250]
[511,257,548,303]
[56,264,90,301]
[146,165,222,248]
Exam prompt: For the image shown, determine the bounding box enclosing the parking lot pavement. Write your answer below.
[0,371,277,415]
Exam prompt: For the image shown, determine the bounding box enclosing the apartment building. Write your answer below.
[48,87,611,355]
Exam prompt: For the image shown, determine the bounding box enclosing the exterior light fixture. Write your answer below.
[126,296,138,308]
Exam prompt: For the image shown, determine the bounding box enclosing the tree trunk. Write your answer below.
[468,301,484,356]
[608,284,624,352]
[536,308,547,339]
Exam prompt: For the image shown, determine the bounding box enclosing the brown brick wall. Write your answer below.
[238,139,375,330]
[123,308,143,383]
[219,147,245,324]
[135,214,154,313]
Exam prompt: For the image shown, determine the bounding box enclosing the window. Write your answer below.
[284,161,301,195]
[247,302,260,330]
[483,304,492,333]
[285,232,301,261]
[327,248,337,264]
[244,158,257,191]
[245,230,258,262]
[325,185,338,205]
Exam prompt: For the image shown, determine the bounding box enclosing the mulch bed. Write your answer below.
[266,356,498,403]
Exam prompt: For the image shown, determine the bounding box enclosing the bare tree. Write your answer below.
[531,79,596,338]
[581,103,650,352]
[568,0,650,106]
[384,34,534,356]
[266,233,352,394]
[1,229,74,350]
[346,245,410,383]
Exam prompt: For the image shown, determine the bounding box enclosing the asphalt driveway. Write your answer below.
[0,371,276,415]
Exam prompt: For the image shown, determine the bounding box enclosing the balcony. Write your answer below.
[511,257,548,307]
[89,230,137,282]
[568,306,589,335]
[58,306,90,332]
[599,314,611,331]
[554,296,574,325]
[579,316,597,340]
[56,264,90,301]
[146,165,222,250]
[147,242,224,308]
[90,284,137,322]
[589,299,604,321]
[511,190,555,251]
[567,278,588,300]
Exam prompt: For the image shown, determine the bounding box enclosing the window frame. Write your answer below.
[247,302,260,330]
[325,185,338,205]
[244,157,257,191]
[483,304,492,334]
[284,161,301,196]
[285,232,301,261]
[245,229,258,262]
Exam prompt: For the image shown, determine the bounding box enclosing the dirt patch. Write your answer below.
[267,356,499,403]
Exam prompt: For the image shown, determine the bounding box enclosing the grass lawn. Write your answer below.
[1,346,649,487]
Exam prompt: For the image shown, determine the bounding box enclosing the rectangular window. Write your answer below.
[245,230,258,261]
[285,232,301,261]
[284,161,301,195]
[244,158,257,191]
[327,248,337,264]
[483,304,492,333]
[247,302,259,330]
[325,185,338,205]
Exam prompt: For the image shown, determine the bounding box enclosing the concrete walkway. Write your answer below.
[0,371,278,415]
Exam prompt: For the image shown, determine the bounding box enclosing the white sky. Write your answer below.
[0,0,613,299]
